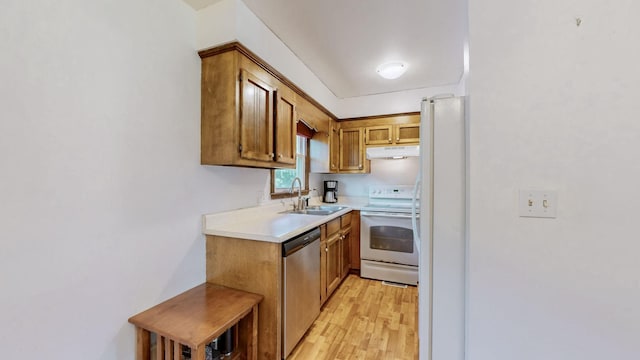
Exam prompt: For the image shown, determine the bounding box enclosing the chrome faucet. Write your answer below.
[290,177,305,211]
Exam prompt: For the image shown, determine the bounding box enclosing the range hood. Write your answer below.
[366,145,420,159]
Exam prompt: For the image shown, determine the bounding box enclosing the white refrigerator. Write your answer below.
[413,96,466,360]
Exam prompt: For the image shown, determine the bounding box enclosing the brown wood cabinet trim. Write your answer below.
[339,111,420,122]
[199,41,338,121]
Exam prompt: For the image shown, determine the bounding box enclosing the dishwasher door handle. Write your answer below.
[282,227,321,257]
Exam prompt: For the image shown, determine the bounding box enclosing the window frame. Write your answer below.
[270,136,311,199]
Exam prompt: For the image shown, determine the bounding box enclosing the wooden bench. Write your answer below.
[128,283,263,360]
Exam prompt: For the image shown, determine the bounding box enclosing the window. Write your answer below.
[271,135,310,198]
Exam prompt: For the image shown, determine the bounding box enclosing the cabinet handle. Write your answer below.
[278,153,283,158]
[269,153,274,158]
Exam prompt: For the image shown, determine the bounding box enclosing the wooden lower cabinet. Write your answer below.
[349,210,361,272]
[206,211,360,359]
[340,212,352,280]
[206,236,282,360]
[320,211,355,306]
[340,227,351,280]
[325,231,342,297]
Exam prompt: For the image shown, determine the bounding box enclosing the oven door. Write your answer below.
[360,211,419,266]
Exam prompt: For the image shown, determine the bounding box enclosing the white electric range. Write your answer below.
[360,185,419,285]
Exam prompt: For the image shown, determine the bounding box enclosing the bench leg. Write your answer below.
[193,345,205,360]
[174,341,182,359]
[156,335,164,360]
[136,327,150,360]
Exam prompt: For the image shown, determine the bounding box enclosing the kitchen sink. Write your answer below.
[281,205,347,216]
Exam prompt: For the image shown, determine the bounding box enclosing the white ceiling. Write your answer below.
[184,0,467,99]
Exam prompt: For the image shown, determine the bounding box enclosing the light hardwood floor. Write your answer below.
[288,275,418,360]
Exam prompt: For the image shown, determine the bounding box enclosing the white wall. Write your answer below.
[197,0,237,47]
[337,83,465,119]
[468,1,640,359]
[0,0,270,358]
[315,158,420,197]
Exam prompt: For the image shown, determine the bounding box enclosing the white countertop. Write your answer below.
[202,196,368,243]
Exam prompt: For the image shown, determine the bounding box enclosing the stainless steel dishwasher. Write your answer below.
[282,227,321,359]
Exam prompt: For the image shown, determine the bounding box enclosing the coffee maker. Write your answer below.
[323,181,338,203]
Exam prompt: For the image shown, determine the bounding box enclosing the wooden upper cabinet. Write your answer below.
[239,69,275,163]
[363,121,420,146]
[339,128,367,173]
[329,120,340,172]
[199,42,336,171]
[275,88,296,165]
[395,123,420,144]
[199,44,313,169]
[328,113,420,173]
[365,125,393,145]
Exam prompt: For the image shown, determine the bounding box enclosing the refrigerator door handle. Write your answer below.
[412,175,421,252]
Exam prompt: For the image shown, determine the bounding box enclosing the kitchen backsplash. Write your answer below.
[311,157,420,197]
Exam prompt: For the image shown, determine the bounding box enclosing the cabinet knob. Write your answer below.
[397,137,400,141]
[269,153,275,158]
[388,138,392,143]
[358,164,363,169]
[278,153,283,158]
[325,247,328,252]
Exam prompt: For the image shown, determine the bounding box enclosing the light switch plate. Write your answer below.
[519,189,558,218]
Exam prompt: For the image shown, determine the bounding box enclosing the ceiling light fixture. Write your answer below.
[376,61,408,79]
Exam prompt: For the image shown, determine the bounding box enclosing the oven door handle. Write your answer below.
[361,211,418,219]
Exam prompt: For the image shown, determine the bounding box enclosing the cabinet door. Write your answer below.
[341,227,351,280]
[326,232,342,298]
[365,125,393,145]
[320,224,328,305]
[274,89,296,165]
[349,211,361,271]
[395,123,420,144]
[339,128,364,172]
[329,121,340,172]
[239,69,275,162]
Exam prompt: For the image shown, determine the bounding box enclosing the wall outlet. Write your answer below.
[519,189,557,218]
